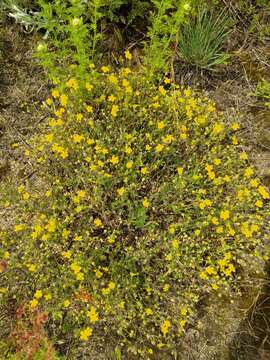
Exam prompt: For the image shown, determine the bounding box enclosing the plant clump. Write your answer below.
[1,53,270,358]
[178,6,232,70]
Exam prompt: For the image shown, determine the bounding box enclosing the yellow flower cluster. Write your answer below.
[2,61,270,358]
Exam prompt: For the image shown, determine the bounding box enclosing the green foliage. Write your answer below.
[2,0,151,54]
[35,0,91,80]
[255,80,270,108]
[177,6,232,70]
[144,0,192,75]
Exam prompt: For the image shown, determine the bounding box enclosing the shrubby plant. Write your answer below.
[1,51,270,358]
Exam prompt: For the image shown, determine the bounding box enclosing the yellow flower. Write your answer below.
[66,78,79,90]
[157,121,165,130]
[231,122,240,131]
[23,192,30,200]
[199,199,212,209]
[46,98,52,106]
[256,200,263,208]
[52,89,60,98]
[199,271,208,280]
[122,67,132,76]
[94,218,103,227]
[206,266,216,275]
[28,264,37,272]
[212,123,224,135]
[143,198,150,208]
[72,134,84,143]
[180,306,188,316]
[240,152,248,160]
[108,282,116,290]
[29,299,39,308]
[117,187,125,196]
[214,158,221,165]
[80,327,93,341]
[163,284,170,292]
[217,259,227,269]
[122,79,130,88]
[258,185,270,199]
[76,272,84,281]
[177,167,184,175]
[155,143,164,152]
[60,94,68,107]
[85,83,93,91]
[141,167,148,175]
[169,224,176,234]
[34,290,43,299]
[62,250,72,259]
[124,50,132,60]
[76,113,84,121]
[108,74,118,84]
[126,161,133,169]
[172,239,179,249]
[71,263,81,274]
[44,293,52,301]
[180,319,187,328]
[45,133,54,143]
[208,171,216,180]
[250,179,259,188]
[162,134,174,144]
[161,320,170,336]
[110,155,119,165]
[18,184,24,193]
[62,229,70,239]
[159,86,166,96]
[108,94,116,102]
[216,226,223,234]
[111,104,119,117]
[63,300,70,308]
[145,308,153,316]
[108,235,115,244]
[95,270,103,278]
[180,133,187,139]
[101,65,110,73]
[244,167,254,177]
[46,218,56,233]
[87,138,95,145]
[220,210,230,220]
[87,307,99,323]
